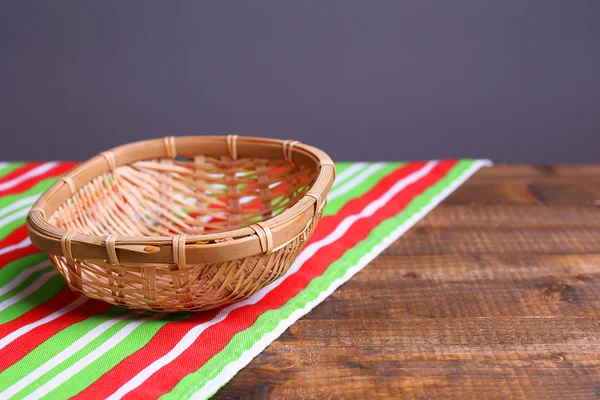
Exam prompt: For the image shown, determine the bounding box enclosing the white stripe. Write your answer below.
[0,193,44,259]
[0,178,62,259]
[0,195,38,219]
[0,162,9,171]
[22,312,165,400]
[0,162,58,192]
[0,269,57,313]
[0,296,87,350]
[0,237,31,257]
[106,161,440,400]
[192,159,492,400]
[0,311,139,399]
[0,208,30,231]
[0,261,51,296]
[105,288,278,399]
[331,163,366,189]
[327,162,386,202]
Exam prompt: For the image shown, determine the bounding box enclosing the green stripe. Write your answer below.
[0,267,188,395]
[0,253,49,284]
[0,163,25,179]
[11,313,188,399]
[0,162,371,395]
[0,216,29,241]
[0,161,480,398]
[0,268,54,303]
[56,313,189,399]
[0,254,63,324]
[324,162,403,217]
[0,275,65,325]
[0,178,61,242]
[330,162,353,179]
[0,256,189,397]
[0,308,129,390]
[0,176,59,212]
[329,162,365,192]
[163,160,478,400]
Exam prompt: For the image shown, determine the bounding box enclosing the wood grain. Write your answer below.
[214,164,600,399]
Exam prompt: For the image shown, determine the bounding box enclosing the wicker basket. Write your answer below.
[26,136,335,312]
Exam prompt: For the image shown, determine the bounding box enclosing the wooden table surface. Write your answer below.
[215,165,600,399]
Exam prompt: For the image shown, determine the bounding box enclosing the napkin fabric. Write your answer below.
[0,160,490,399]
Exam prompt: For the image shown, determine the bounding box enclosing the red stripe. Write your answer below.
[310,161,427,243]
[71,162,417,399]
[122,161,456,399]
[0,224,29,247]
[74,161,455,399]
[72,162,418,399]
[0,226,39,269]
[72,310,219,399]
[0,288,111,371]
[0,163,44,185]
[0,162,101,371]
[0,162,77,197]
[0,245,38,270]
[0,162,78,267]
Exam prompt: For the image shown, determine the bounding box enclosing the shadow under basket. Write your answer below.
[27,136,335,312]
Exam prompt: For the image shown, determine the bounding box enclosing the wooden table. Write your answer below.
[215,165,600,399]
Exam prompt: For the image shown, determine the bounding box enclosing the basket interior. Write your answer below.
[49,156,317,237]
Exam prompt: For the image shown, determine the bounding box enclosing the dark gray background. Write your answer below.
[1,1,599,162]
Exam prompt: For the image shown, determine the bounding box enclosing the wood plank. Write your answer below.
[445,181,600,206]
[217,318,600,399]
[215,165,600,399]
[527,182,600,206]
[420,205,600,229]
[444,181,541,205]
[305,254,600,320]
[389,227,600,255]
[444,164,600,206]
[466,164,600,180]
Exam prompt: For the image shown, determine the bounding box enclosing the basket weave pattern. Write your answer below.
[27,136,333,312]
[49,157,317,311]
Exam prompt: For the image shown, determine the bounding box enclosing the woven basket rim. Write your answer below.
[26,135,335,265]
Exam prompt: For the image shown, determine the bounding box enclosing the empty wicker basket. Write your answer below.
[27,136,335,312]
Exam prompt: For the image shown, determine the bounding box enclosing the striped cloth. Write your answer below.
[0,160,489,399]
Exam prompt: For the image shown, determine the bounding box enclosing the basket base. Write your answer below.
[48,214,319,312]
